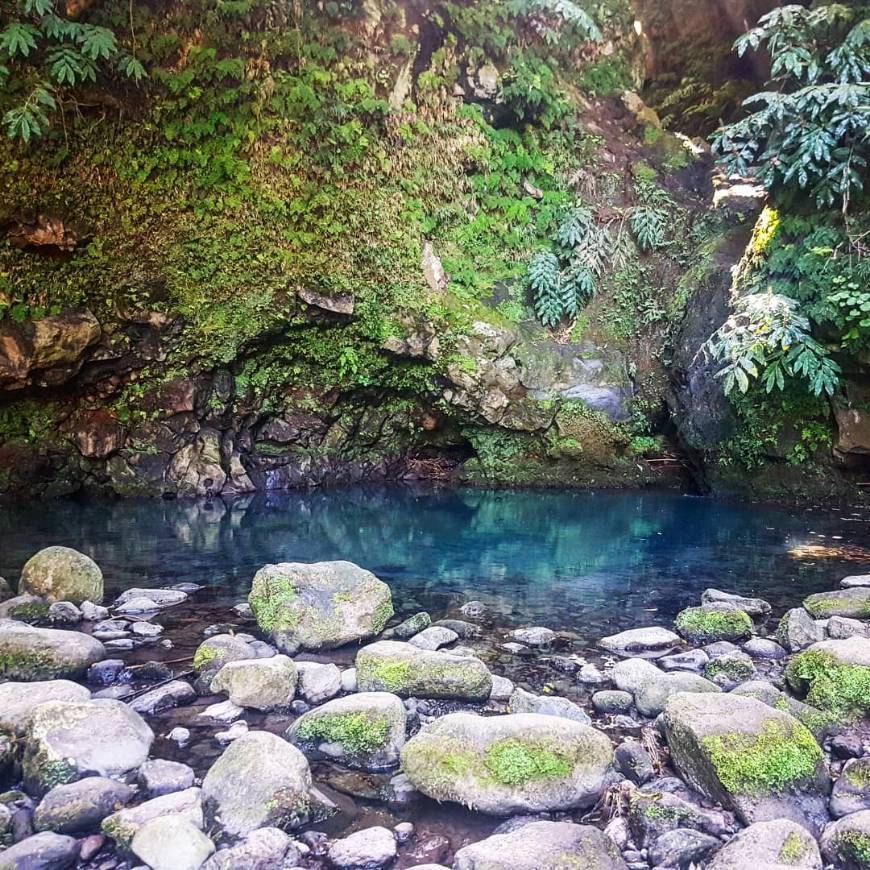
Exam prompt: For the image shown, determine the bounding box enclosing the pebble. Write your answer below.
[168,727,191,745]
[215,720,248,743]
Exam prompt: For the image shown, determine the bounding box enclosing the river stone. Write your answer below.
[434,618,479,639]
[489,674,514,701]
[592,690,633,714]
[0,831,79,869]
[0,593,50,622]
[661,692,831,833]
[34,776,133,834]
[628,789,728,847]
[356,640,491,700]
[706,818,822,869]
[508,687,591,724]
[828,615,869,639]
[48,602,81,624]
[19,546,103,605]
[248,561,393,654]
[201,731,312,836]
[648,827,721,868]
[744,637,787,659]
[400,711,614,814]
[129,679,197,715]
[102,787,203,848]
[453,820,627,870]
[0,680,91,735]
[296,660,341,704]
[211,654,297,711]
[704,650,756,689]
[288,691,406,770]
[820,810,870,869]
[830,757,870,818]
[0,620,105,680]
[804,587,870,619]
[131,815,215,870]
[114,587,188,609]
[778,608,826,651]
[509,626,556,646]
[730,680,834,740]
[24,699,154,795]
[409,626,458,651]
[327,826,397,869]
[201,827,296,870]
[702,588,772,619]
[193,633,256,691]
[675,604,753,644]
[843,574,870,588]
[614,741,655,785]
[393,612,431,639]
[659,649,710,671]
[611,657,720,717]
[599,626,681,655]
[138,759,196,797]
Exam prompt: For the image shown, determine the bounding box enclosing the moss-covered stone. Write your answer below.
[19,546,104,605]
[803,587,870,619]
[674,606,753,643]
[0,622,104,681]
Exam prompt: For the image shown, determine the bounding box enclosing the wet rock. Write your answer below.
[648,827,720,868]
[659,649,709,672]
[612,658,720,717]
[509,626,556,646]
[460,601,487,619]
[0,594,50,623]
[577,663,608,684]
[702,588,772,619]
[831,734,865,760]
[327,826,397,869]
[730,680,834,740]
[804,587,870,619]
[19,546,103,605]
[0,831,79,869]
[248,561,393,654]
[489,674,514,701]
[211,654,297,711]
[843,575,870,588]
[393,612,431,639]
[0,620,105,680]
[102,787,203,849]
[628,789,728,847]
[192,633,256,692]
[820,809,870,869]
[296,660,341,704]
[599,626,681,655]
[201,699,244,722]
[453,820,626,870]
[830,757,870,817]
[80,601,109,621]
[129,679,196,715]
[394,821,413,842]
[704,650,756,689]
[828,615,870,639]
[0,680,91,735]
[674,605,753,644]
[434,619,479,639]
[131,815,215,870]
[115,587,188,610]
[661,692,830,833]
[615,741,655,785]
[201,731,311,836]
[169,726,191,745]
[215,720,249,743]
[356,640,491,700]
[743,637,787,659]
[401,711,614,814]
[34,777,133,834]
[138,759,196,797]
[409,626,458,651]
[508,687,591,724]
[593,690,633,715]
[201,827,297,870]
[287,691,406,771]
[778,608,826,652]
[707,818,821,869]
[47,602,81,624]
[23,699,153,795]
[130,621,163,638]
[298,286,355,315]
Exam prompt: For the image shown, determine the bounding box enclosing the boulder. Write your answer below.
[777,608,825,651]
[400,711,614,814]
[102,787,203,849]
[0,831,79,869]
[453,820,627,870]
[831,757,870,818]
[131,815,215,870]
[0,620,105,680]
[707,818,822,869]
[19,546,103,605]
[730,680,834,740]
[356,640,491,700]
[24,699,154,795]
[0,594,49,622]
[648,828,721,868]
[192,634,256,691]
[509,627,556,646]
[614,742,655,785]
[211,655,297,711]
[828,615,869,639]
[820,810,870,869]
[611,657,720,717]
[327,826,397,869]
[508,687,591,724]
[660,649,709,671]
[804,587,870,619]
[129,680,196,715]
[393,612,431,639]
[661,692,830,833]
[287,692,406,771]
[296,660,342,704]
[201,827,295,870]
[0,679,90,735]
[842,575,870,588]
[702,588,772,619]
[201,731,312,836]
[248,561,393,654]
[138,759,196,797]
[627,789,728,847]
[704,650,756,689]
[592,690,633,715]
[598,626,681,655]
[674,605,753,643]
[409,626,458,651]
[744,637,787,659]
[34,777,133,834]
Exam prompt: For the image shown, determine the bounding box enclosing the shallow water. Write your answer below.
[2,486,868,638]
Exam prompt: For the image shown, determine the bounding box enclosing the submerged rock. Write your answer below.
[400,711,614,814]
[19,546,103,605]
[509,626,556,646]
[0,620,105,680]
[0,679,90,735]
[211,654,297,711]
[248,560,393,654]
[707,818,822,869]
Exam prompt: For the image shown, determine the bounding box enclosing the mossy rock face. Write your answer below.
[210,654,297,711]
[707,819,822,869]
[785,637,870,723]
[820,810,870,870]
[730,680,836,742]
[400,711,614,815]
[0,679,90,736]
[831,758,870,819]
[287,691,406,771]
[249,561,393,655]
[0,594,51,624]
[192,634,255,692]
[453,820,627,870]
[674,605,753,644]
[19,546,104,605]
[803,587,870,619]
[355,640,492,700]
[0,620,105,681]
[628,789,723,849]
[661,692,830,834]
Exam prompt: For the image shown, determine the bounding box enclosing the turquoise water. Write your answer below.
[1,488,867,640]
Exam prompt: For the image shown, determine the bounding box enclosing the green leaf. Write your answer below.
[0,22,39,58]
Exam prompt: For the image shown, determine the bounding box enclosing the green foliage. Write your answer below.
[630,206,667,252]
[296,713,390,756]
[483,738,571,785]
[787,649,870,721]
[674,606,753,642]
[507,0,602,46]
[712,4,870,209]
[500,56,570,129]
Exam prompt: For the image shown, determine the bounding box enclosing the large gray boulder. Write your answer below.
[400,712,614,814]
[211,655,297,711]
[777,608,825,652]
[23,699,154,795]
[612,657,720,717]
[0,620,105,680]
[201,731,312,836]
[248,561,393,654]
[0,831,79,869]
[19,546,103,605]
[102,787,203,849]
[820,810,870,869]
[287,691,406,770]
[453,820,627,869]
[661,692,830,833]
[706,818,822,869]
[34,777,133,834]
[355,640,491,700]
[131,815,215,870]
[0,680,90,735]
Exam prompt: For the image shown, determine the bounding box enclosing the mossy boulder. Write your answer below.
[785,636,870,722]
[192,633,256,692]
[0,620,105,680]
[661,692,830,833]
[453,820,627,870]
[803,587,870,619]
[248,561,393,654]
[831,757,870,818]
[674,604,753,644]
[701,588,772,619]
[612,657,720,717]
[0,679,90,735]
[211,654,297,711]
[355,640,491,700]
[627,789,727,848]
[707,819,822,869]
[33,777,134,834]
[19,546,103,605]
[201,731,312,836]
[24,699,154,796]
[0,594,50,623]
[730,680,835,741]
[820,810,870,870]
[102,787,203,850]
[287,691,406,771]
[400,711,614,814]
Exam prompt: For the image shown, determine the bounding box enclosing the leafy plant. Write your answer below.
[507,0,602,46]
[630,206,667,251]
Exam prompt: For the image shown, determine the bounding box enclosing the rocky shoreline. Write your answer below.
[0,547,867,869]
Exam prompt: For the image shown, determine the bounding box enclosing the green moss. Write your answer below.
[839,830,870,865]
[844,761,870,789]
[705,658,754,682]
[786,650,870,722]
[296,712,390,756]
[804,594,870,618]
[5,602,50,623]
[779,831,809,865]
[371,599,394,635]
[358,659,412,692]
[192,645,219,672]
[249,574,300,634]
[633,795,695,824]
[675,607,753,643]
[702,720,823,796]
[483,739,571,786]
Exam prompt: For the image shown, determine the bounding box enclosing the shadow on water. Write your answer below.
[1,486,869,639]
